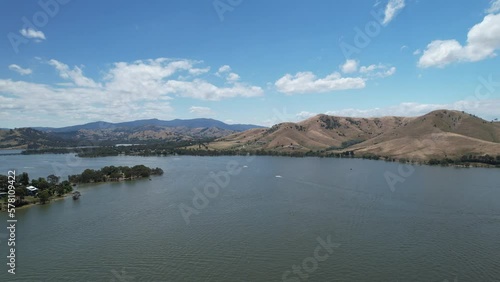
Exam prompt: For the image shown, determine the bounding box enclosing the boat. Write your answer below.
[72,191,81,200]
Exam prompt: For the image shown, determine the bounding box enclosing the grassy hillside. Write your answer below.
[208,115,407,151]
[0,128,75,149]
[206,110,500,162]
[349,110,500,160]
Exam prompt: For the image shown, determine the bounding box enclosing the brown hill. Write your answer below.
[206,110,500,161]
[0,128,74,149]
[349,110,500,160]
[209,115,406,150]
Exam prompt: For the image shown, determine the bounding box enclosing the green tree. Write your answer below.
[109,171,122,180]
[0,175,7,191]
[61,181,73,194]
[80,169,96,183]
[55,185,65,197]
[131,165,151,177]
[47,174,60,185]
[30,178,39,188]
[18,172,30,186]
[38,190,50,204]
[152,167,164,175]
[36,178,50,190]
[121,167,132,179]
[93,171,106,182]
[15,187,26,201]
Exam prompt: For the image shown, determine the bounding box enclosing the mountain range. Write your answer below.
[206,110,500,161]
[33,118,264,133]
[0,118,265,149]
[2,111,500,163]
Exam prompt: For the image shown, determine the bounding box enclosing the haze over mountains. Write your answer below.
[207,110,500,161]
[0,118,264,148]
[2,111,500,162]
[33,118,263,133]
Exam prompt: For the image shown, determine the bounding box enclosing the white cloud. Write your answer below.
[359,64,396,78]
[325,99,500,120]
[227,72,240,83]
[413,49,421,55]
[275,59,396,95]
[20,28,46,40]
[189,67,210,76]
[486,0,500,13]
[275,71,366,94]
[0,58,264,127]
[341,59,359,73]
[49,60,100,88]
[164,79,263,100]
[8,64,32,75]
[0,77,173,126]
[215,65,242,84]
[189,106,215,116]
[400,45,408,51]
[382,0,406,26]
[296,111,317,120]
[216,65,231,75]
[103,58,194,96]
[418,13,500,68]
[103,59,262,100]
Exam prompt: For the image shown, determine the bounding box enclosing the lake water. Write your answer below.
[0,154,499,281]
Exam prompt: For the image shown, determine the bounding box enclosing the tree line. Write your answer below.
[1,165,164,207]
[0,172,72,206]
[68,165,164,184]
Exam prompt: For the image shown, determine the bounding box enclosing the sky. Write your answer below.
[1,0,499,128]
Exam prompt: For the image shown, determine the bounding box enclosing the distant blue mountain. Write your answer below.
[34,118,265,133]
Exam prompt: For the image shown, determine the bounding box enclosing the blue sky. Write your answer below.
[1,0,499,128]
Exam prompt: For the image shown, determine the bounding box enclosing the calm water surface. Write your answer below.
[0,154,499,281]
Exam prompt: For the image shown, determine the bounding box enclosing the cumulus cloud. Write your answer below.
[214,64,244,84]
[49,60,100,88]
[359,64,396,78]
[226,72,240,83]
[216,65,231,75]
[164,79,263,100]
[275,59,396,94]
[341,59,359,73]
[8,64,32,75]
[20,28,46,40]
[103,59,262,100]
[486,0,500,14]
[382,0,406,26]
[189,67,210,76]
[103,58,194,96]
[0,58,263,127]
[189,106,215,116]
[296,111,317,120]
[275,71,366,94]
[418,12,500,68]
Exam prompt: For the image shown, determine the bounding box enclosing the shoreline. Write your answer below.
[1,191,74,211]
[0,175,158,212]
[7,148,500,169]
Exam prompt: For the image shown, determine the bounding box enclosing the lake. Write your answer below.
[0,154,499,281]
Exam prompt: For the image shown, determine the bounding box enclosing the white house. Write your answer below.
[26,186,39,195]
